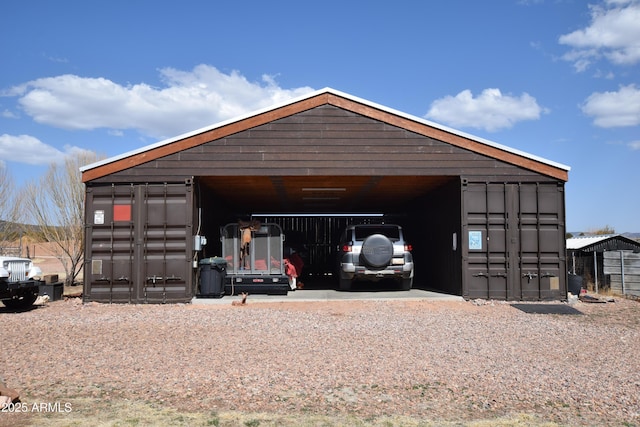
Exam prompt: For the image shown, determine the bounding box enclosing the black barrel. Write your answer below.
[199,257,227,298]
[568,274,583,295]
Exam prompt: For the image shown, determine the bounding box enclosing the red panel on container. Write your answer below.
[113,204,131,222]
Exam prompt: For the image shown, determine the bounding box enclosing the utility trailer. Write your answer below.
[220,222,290,295]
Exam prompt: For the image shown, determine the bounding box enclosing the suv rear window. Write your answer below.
[354,226,400,241]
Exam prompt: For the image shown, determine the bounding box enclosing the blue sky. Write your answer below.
[1,0,639,232]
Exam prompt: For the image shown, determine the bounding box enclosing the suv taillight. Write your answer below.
[405,244,413,252]
[342,244,352,252]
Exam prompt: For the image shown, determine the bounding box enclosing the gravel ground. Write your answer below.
[1,295,639,426]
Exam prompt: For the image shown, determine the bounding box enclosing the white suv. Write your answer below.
[336,224,414,291]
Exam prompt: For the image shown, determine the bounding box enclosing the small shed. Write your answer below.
[567,235,640,291]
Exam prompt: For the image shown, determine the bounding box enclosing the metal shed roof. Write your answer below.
[80,87,570,182]
[567,235,640,252]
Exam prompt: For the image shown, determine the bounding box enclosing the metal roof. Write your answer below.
[80,87,571,176]
[566,235,617,250]
[566,234,640,251]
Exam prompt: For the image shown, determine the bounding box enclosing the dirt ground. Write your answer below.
[2,241,640,426]
[2,295,640,426]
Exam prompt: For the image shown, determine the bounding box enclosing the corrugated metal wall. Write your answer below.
[603,251,640,296]
[463,182,566,300]
[84,183,194,303]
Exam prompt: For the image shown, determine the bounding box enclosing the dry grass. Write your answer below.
[2,397,562,427]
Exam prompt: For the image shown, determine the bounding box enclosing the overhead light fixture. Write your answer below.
[301,187,346,192]
[302,197,340,201]
[252,213,384,217]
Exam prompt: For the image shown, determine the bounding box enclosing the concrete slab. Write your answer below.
[192,288,464,305]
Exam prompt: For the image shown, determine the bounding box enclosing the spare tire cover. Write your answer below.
[360,234,393,268]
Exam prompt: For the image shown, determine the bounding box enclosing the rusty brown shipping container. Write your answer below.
[462,182,566,300]
[81,88,570,302]
[84,183,194,303]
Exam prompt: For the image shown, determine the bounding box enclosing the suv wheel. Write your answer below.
[360,234,393,268]
[401,277,413,291]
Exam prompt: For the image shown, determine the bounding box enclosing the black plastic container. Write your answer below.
[38,282,63,301]
[568,273,583,296]
[199,257,227,298]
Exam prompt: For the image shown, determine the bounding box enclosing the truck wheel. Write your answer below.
[1,290,38,309]
[361,234,393,268]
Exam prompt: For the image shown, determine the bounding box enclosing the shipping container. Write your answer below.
[462,182,566,300]
[83,183,194,303]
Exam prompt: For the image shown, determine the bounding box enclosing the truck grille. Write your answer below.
[6,261,27,282]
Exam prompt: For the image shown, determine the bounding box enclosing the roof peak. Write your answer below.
[81,88,570,181]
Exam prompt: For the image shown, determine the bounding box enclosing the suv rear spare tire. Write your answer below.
[360,234,393,268]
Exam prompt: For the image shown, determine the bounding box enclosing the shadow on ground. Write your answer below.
[511,304,583,315]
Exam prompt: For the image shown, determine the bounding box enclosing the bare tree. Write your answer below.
[0,165,12,226]
[586,225,616,236]
[0,164,20,243]
[21,151,102,285]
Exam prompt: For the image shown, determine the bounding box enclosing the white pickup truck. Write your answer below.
[0,256,43,309]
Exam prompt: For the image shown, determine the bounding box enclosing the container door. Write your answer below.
[84,185,137,303]
[463,182,565,300]
[464,183,513,299]
[85,183,193,303]
[518,183,566,300]
[138,184,193,303]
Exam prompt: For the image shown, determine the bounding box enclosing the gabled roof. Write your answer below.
[567,234,640,251]
[81,87,570,183]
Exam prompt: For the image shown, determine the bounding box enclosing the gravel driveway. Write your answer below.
[1,295,639,426]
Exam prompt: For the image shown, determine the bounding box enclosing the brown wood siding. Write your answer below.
[326,94,567,181]
[89,105,556,184]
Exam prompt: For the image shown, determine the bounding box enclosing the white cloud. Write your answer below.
[0,134,88,165]
[424,88,546,132]
[6,65,315,140]
[581,84,640,127]
[592,69,616,79]
[1,109,18,119]
[629,140,640,150]
[559,0,640,71]
[42,53,69,63]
